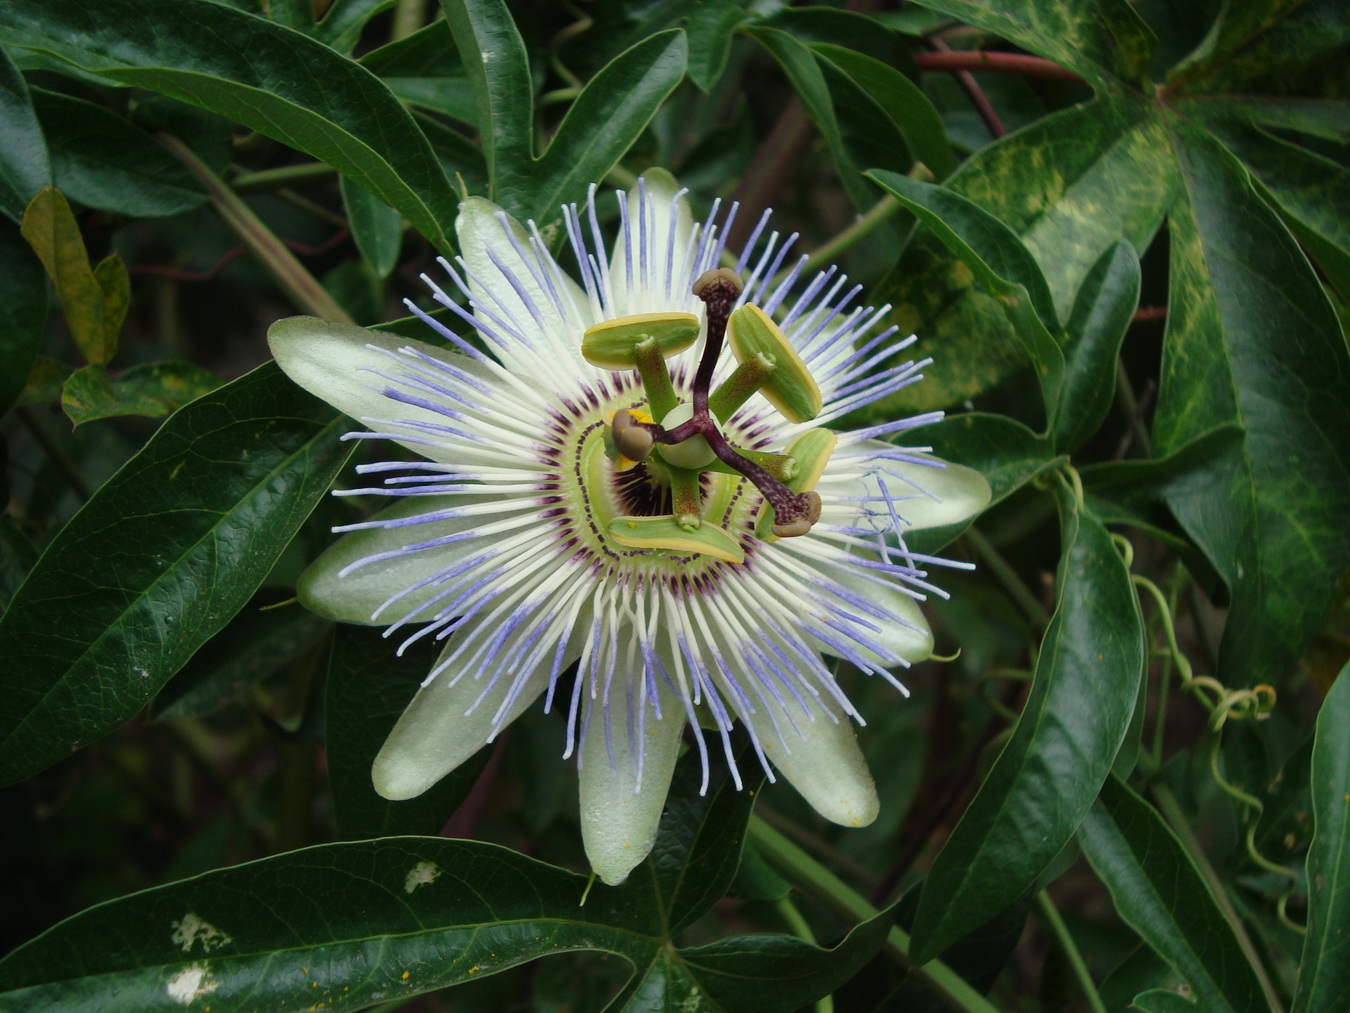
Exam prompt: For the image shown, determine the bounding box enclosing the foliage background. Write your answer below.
[1,0,1347,1010]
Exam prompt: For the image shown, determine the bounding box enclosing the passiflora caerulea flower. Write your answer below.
[268,171,990,885]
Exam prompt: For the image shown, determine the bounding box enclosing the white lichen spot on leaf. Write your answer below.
[403,860,441,893]
[172,912,233,953]
[166,963,218,1005]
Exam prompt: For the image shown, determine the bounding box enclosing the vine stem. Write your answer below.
[1035,891,1107,1013]
[914,51,1085,84]
[160,135,353,324]
[749,817,1000,1013]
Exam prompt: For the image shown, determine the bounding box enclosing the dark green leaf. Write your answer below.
[440,0,534,212]
[1153,119,1350,687]
[527,29,688,223]
[326,624,490,839]
[748,27,876,216]
[0,216,47,416]
[1079,776,1269,1013]
[687,0,751,91]
[0,363,352,786]
[910,487,1144,963]
[1292,664,1350,1012]
[415,112,488,194]
[361,20,476,122]
[0,45,50,222]
[340,176,403,278]
[902,0,1154,89]
[867,170,1064,421]
[760,7,916,72]
[1170,0,1349,99]
[907,413,1060,508]
[811,44,952,180]
[311,0,394,52]
[150,595,330,721]
[61,361,223,427]
[0,0,457,246]
[1052,241,1140,453]
[31,89,207,218]
[679,910,894,1012]
[1132,989,1202,1013]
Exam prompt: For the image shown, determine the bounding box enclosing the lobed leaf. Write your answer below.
[910,486,1144,963]
[0,363,352,786]
[1153,119,1350,687]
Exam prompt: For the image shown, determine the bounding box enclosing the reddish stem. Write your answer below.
[914,50,1085,85]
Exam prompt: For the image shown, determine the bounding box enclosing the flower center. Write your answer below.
[578,269,835,564]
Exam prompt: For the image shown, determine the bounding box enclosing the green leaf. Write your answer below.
[811,43,952,180]
[1292,664,1350,1012]
[686,0,751,91]
[149,596,330,721]
[527,29,688,223]
[1170,0,1348,99]
[0,743,881,1013]
[1079,776,1269,1013]
[907,413,1060,509]
[910,487,1144,963]
[0,216,47,416]
[440,0,534,210]
[340,176,403,278]
[61,361,223,427]
[0,44,50,222]
[30,89,207,218]
[0,0,457,246]
[747,27,876,217]
[1051,241,1140,453]
[1153,119,1350,687]
[19,186,117,366]
[1132,989,1202,1013]
[867,170,1064,422]
[326,624,490,839]
[311,0,394,52]
[902,0,1155,89]
[0,362,351,787]
[361,20,476,122]
[761,6,916,71]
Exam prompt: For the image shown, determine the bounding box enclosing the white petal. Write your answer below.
[579,670,685,886]
[372,631,573,800]
[831,441,991,530]
[742,693,879,827]
[298,494,502,625]
[268,316,500,458]
[455,197,591,375]
[608,168,696,316]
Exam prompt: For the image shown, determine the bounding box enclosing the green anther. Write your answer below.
[755,428,836,541]
[655,402,717,470]
[633,336,678,420]
[582,311,700,369]
[727,304,822,423]
[708,351,777,422]
[608,515,745,564]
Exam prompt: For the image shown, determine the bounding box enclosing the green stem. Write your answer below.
[230,162,337,194]
[1149,783,1285,1013]
[1035,891,1106,1013]
[773,898,833,1013]
[162,136,353,324]
[390,0,427,42]
[750,817,1000,1013]
[964,526,1052,629]
[771,197,903,289]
